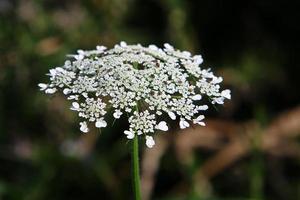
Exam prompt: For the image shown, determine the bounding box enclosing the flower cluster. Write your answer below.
[39,42,231,148]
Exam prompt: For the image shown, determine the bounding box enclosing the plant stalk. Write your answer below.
[132,135,142,200]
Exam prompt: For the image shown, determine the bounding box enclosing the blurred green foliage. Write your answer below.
[0,0,300,200]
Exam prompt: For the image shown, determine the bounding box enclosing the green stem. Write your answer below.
[132,135,142,200]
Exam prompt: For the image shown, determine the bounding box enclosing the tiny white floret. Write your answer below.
[38,83,47,90]
[145,136,155,148]
[95,118,107,128]
[120,41,127,47]
[221,89,231,99]
[164,43,174,50]
[193,115,206,126]
[192,94,202,101]
[63,88,71,95]
[113,110,123,119]
[71,102,80,110]
[198,105,209,110]
[156,121,168,131]
[124,130,135,139]
[45,88,57,94]
[80,122,89,133]
[179,119,190,129]
[74,54,84,60]
[168,111,176,120]
[194,55,203,65]
[212,76,223,84]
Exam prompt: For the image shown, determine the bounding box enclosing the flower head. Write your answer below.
[39,42,230,148]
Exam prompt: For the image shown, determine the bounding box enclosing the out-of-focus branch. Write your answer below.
[196,106,300,179]
[140,106,300,198]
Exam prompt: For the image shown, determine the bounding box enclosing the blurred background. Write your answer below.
[1,0,300,199]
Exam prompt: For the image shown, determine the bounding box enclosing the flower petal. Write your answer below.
[45,88,57,94]
[179,119,190,129]
[146,136,155,148]
[221,89,231,99]
[80,122,89,133]
[38,83,47,90]
[198,105,208,110]
[124,130,134,139]
[193,55,203,65]
[168,111,176,120]
[113,110,123,119]
[192,94,202,101]
[196,115,205,121]
[95,119,107,128]
[156,121,168,131]
[71,102,80,110]
[120,41,127,47]
[63,88,71,95]
[164,43,174,50]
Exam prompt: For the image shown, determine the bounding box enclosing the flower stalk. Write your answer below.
[132,135,142,200]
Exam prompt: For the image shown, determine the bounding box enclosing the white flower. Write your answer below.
[211,76,223,84]
[38,83,48,90]
[145,136,155,148]
[193,55,203,65]
[179,119,190,129]
[221,89,231,99]
[120,41,127,47]
[80,121,89,133]
[71,102,80,111]
[40,42,230,148]
[113,110,123,119]
[193,115,205,126]
[96,45,107,52]
[156,121,168,131]
[192,94,202,100]
[63,88,71,95]
[148,44,158,51]
[212,97,225,104]
[74,54,84,60]
[164,43,174,50]
[168,111,176,120]
[124,130,135,139]
[95,118,107,128]
[128,111,156,134]
[45,88,56,94]
[198,105,209,110]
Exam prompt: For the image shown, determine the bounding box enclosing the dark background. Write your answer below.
[0,0,300,199]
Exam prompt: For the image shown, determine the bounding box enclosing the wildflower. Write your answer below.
[39,42,230,148]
